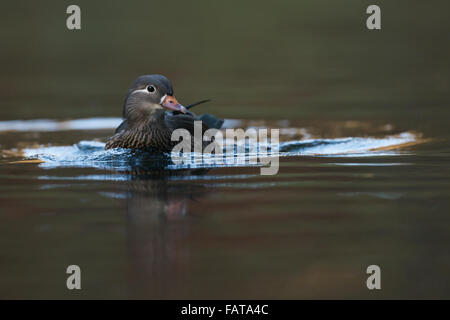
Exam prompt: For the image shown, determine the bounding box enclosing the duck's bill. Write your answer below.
[162,95,187,113]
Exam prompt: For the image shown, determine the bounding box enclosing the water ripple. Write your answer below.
[21,132,418,171]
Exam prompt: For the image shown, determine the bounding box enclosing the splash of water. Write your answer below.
[22,132,417,171]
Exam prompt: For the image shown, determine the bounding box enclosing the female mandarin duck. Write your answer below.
[105,74,223,151]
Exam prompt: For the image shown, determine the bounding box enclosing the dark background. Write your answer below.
[1,1,449,128]
[0,1,449,299]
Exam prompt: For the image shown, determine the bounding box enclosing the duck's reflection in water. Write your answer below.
[123,171,207,298]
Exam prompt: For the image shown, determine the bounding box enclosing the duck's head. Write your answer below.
[123,74,187,121]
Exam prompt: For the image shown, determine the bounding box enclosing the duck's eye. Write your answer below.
[146,85,156,93]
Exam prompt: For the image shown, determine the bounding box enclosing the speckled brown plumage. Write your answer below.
[105,115,174,151]
[104,74,223,152]
[105,111,216,152]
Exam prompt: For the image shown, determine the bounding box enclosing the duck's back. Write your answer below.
[105,120,173,151]
[105,112,223,152]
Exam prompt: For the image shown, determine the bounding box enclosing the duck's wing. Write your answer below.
[166,111,223,130]
[197,113,224,129]
[164,113,209,135]
[169,99,223,130]
[114,119,128,134]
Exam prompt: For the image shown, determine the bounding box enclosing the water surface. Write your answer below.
[1,0,450,299]
[1,117,448,299]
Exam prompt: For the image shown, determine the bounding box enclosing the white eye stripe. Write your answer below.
[131,87,159,95]
[131,88,148,94]
[130,90,166,105]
